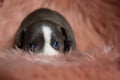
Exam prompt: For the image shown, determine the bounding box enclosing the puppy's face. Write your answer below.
[16,21,66,55]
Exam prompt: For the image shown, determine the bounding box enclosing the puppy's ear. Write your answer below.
[60,27,70,52]
[15,30,25,48]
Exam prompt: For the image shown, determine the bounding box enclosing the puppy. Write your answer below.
[15,8,76,55]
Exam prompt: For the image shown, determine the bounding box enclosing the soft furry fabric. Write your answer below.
[0,0,120,80]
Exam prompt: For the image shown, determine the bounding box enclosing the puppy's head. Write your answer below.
[15,8,76,56]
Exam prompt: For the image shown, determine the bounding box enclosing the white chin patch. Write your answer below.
[42,26,59,56]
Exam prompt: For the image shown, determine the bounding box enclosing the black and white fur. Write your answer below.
[15,8,76,56]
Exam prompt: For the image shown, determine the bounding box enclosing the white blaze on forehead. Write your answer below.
[42,26,59,56]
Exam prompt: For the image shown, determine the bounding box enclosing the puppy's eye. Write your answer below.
[27,42,36,49]
[52,41,60,49]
